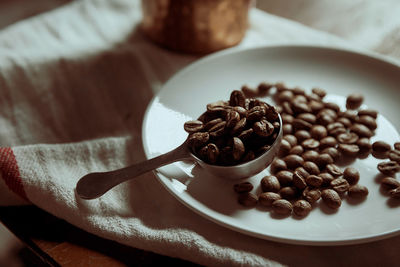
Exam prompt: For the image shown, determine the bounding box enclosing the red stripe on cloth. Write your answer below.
[0,147,28,201]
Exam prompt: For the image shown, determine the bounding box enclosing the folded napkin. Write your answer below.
[1,0,400,266]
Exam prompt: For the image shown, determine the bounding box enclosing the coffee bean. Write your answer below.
[184,120,204,133]
[242,150,255,162]
[241,85,258,98]
[229,90,246,108]
[317,114,335,126]
[321,147,341,161]
[289,145,304,155]
[293,171,307,190]
[277,90,294,102]
[272,199,293,215]
[225,110,240,128]
[203,118,223,131]
[282,114,294,124]
[232,106,247,118]
[310,125,328,140]
[234,182,254,193]
[302,187,321,203]
[372,141,391,153]
[230,117,247,135]
[301,138,320,150]
[253,120,274,137]
[331,178,350,193]
[283,135,298,147]
[282,101,294,115]
[346,93,364,109]
[283,124,293,135]
[321,189,341,209]
[188,132,210,149]
[312,88,326,98]
[342,167,360,185]
[358,115,377,130]
[247,106,266,121]
[205,143,220,164]
[309,100,325,113]
[358,109,378,119]
[261,175,281,192]
[292,100,311,114]
[258,192,281,207]
[295,130,311,142]
[307,93,322,102]
[278,139,292,156]
[394,142,400,151]
[348,184,369,198]
[293,87,306,95]
[270,159,287,174]
[326,164,343,177]
[237,128,254,141]
[327,122,345,135]
[303,161,320,175]
[306,175,323,188]
[293,199,312,216]
[208,121,226,136]
[293,118,313,131]
[389,150,400,163]
[230,137,245,161]
[381,177,400,190]
[238,192,258,207]
[338,144,360,157]
[302,150,319,162]
[377,161,400,176]
[340,110,358,121]
[279,186,298,200]
[319,108,338,119]
[389,187,400,199]
[284,155,304,169]
[276,170,294,186]
[297,113,317,124]
[315,153,334,168]
[350,123,373,138]
[319,136,338,149]
[337,132,359,144]
[206,100,229,114]
[356,138,372,153]
[320,172,335,186]
[257,82,273,95]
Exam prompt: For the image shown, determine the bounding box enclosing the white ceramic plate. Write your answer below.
[142,45,400,245]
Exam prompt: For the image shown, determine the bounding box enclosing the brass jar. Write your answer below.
[141,0,251,54]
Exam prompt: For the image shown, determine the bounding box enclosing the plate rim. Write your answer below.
[141,44,400,246]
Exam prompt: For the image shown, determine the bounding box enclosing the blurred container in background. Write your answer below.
[141,0,252,54]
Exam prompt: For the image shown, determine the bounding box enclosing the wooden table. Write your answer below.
[0,206,200,266]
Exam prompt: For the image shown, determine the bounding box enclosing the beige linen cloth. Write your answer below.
[0,0,399,266]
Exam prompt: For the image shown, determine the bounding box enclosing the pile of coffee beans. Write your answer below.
[184,90,280,166]
[232,82,399,217]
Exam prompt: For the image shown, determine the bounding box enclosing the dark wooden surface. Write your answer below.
[0,206,201,266]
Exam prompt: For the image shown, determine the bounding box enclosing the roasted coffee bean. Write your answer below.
[265,105,279,121]
[302,150,319,162]
[295,130,311,142]
[293,95,308,104]
[337,117,352,128]
[358,109,378,119]
[184,120,204,133]
[258,192,281,207]
[307,93,321,102]
[381,177,400,190]
[326,164,343,177]
[331,178,350,193]
[321,147,341,161]
[208,121,226,134]
[206,100,229,114]
[238,192,258,207]
[277,90,294,102]
[337,132,359,144]
[342,167,360,185]
[301,138,320,150]
[327,122,345,135]
[358,115,377,130]
[203,118,223,131]
[306,175,323,188]
[320,172,335,186]
[315,153,334,168]
[230,137,245,161]
[297,113,317,124]
[278,139,292,156]
[319,136,338,149]
[234,182,254,193]
[389,187,400,199]
[230,117,247,135]
[283,134,298,147]
[350,123,373,138]
[261,175,281,192]
[372,141,391,153]
[338,144,360,157]
[295,167,310,178]
[257,82,273,95]
[377,161,400,176]
[309,100,325,113]
[276,170,294,186]
[247,106,266,121]
[293,87,306,95]
[282,114,294,124]
[270,159,287,174]
[310,125,328,140]
[291,100,311,114]
[289,145,304,155]
[356,138,372,153]
[237,128,254,141]
[340,110,358,121]
[319,108,338,119]
[282,101,294,115]
[293,200,312,216]
[394,142,400,151]
[205,143,220,164]
[321,189,341,209]
[229,90,246,107]
[302,187,321,203]
[348,184,369,198]
[284,155,304,169]
[253,120,274,137]
[232,106,247,118]
[293,171,307,190]
[389,150,400,163]
[303,161,320,175]
[272,199,293,215]
[326,102,341,113]
[225,110,240,128]
[317,113,335,126]
[241,85,258,98]
[293,118,312,130]
[312,87,327,98]
[346,93,364,109]
[283,124,293,135]
[279,186,298,200]
[242,150,255,162]
[188,132,209,149]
